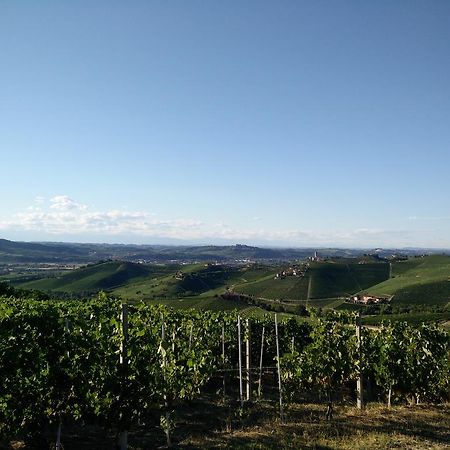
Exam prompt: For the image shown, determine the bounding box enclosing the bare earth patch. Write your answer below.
[181,403,450,449]
[3,402,449,449]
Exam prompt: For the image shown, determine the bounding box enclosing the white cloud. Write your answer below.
[49,195,87,211]
[0,195,443,247]
[407,215,450,221]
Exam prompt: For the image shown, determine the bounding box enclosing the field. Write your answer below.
[15,260,392,303]
[235,273,310,300]
[18,262,274,300]
[234,261,390,301]
[364,255,450,308]
[8,255,450,326]
[308,261,390,299]
[19,261,175,293]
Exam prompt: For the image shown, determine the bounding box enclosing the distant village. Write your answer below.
[274,263,309,279]
[273,251,324,280]
[348,294,391,305]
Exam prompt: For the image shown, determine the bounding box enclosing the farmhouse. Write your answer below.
[350,294,390,305]
[274,265,306,280]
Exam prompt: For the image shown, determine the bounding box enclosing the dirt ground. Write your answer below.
[4,400,449,449]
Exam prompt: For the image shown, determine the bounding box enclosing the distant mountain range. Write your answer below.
[0,238,447,264]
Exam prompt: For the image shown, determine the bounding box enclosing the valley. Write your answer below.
[3,243,449,326]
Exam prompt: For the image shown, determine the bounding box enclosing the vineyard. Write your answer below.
[0,294,449,449]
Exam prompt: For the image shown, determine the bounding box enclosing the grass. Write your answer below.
[113,264,252,300]
[391,280,450,307]
[19,261,173,293]
[181,402,450,449]
[7,402,448,449]
[235,261,389,301]
[235,274,309,300]
[8,257,450,323]
[365,255,450,301]
[309,262,389,299]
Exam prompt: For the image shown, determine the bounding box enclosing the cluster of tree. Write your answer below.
[0,281,49,300]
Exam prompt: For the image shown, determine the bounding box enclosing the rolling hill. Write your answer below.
[0,238,360,263]
[17,259,391,303]
[3,238,446,264]
[234,260,390,301]
[13,256,450,314]
[19,261,174,293]
[113,264,276,300]
[363,255,450,307]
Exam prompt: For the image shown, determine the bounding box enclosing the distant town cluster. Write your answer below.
[349,294,391,305]
[274,263,309,280]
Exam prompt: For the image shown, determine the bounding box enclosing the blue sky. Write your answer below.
[1,1,449,248]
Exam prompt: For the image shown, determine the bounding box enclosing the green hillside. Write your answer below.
[309,261,390,298]
[17,261,275,299]
[20,261,173,293]
[113,264,275,300]
[235,274,309,299]
[235,261,390,300]
[0,238,376,264]
[364,255,450,307]
[14,256,450,313]
[19,259,391,302]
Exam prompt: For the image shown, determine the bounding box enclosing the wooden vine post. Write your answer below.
[119,304,129,450]
[222,324,226,402]
[258,325,265,398]
[55,318,70,450]
[188,323,193,351]
[246,319,252,401]
[237,316,244,408]
[356,311,364,410]
[160,314,172,448]
[274,314,284,422]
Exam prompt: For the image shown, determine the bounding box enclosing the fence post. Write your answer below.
[275,314,284,422]
[222,324,226,402]
[246,319,252,401]
[55,318,70,450]
[258,325,265,398]
[188,323,193,351]
[119,304,129,450]
[356,311,364,410]
[237,316,243,408]
[160,314,172,447]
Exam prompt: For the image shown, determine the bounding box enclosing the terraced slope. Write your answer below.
[235,274,309,299]
[113,264,275,300]
[20,261,172,293]
[309,261,390,299]
[235,261,389,300]
[364,255,450,307]
[16,257,449,310]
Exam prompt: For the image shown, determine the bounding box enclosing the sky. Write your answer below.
[1,1,449,248]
